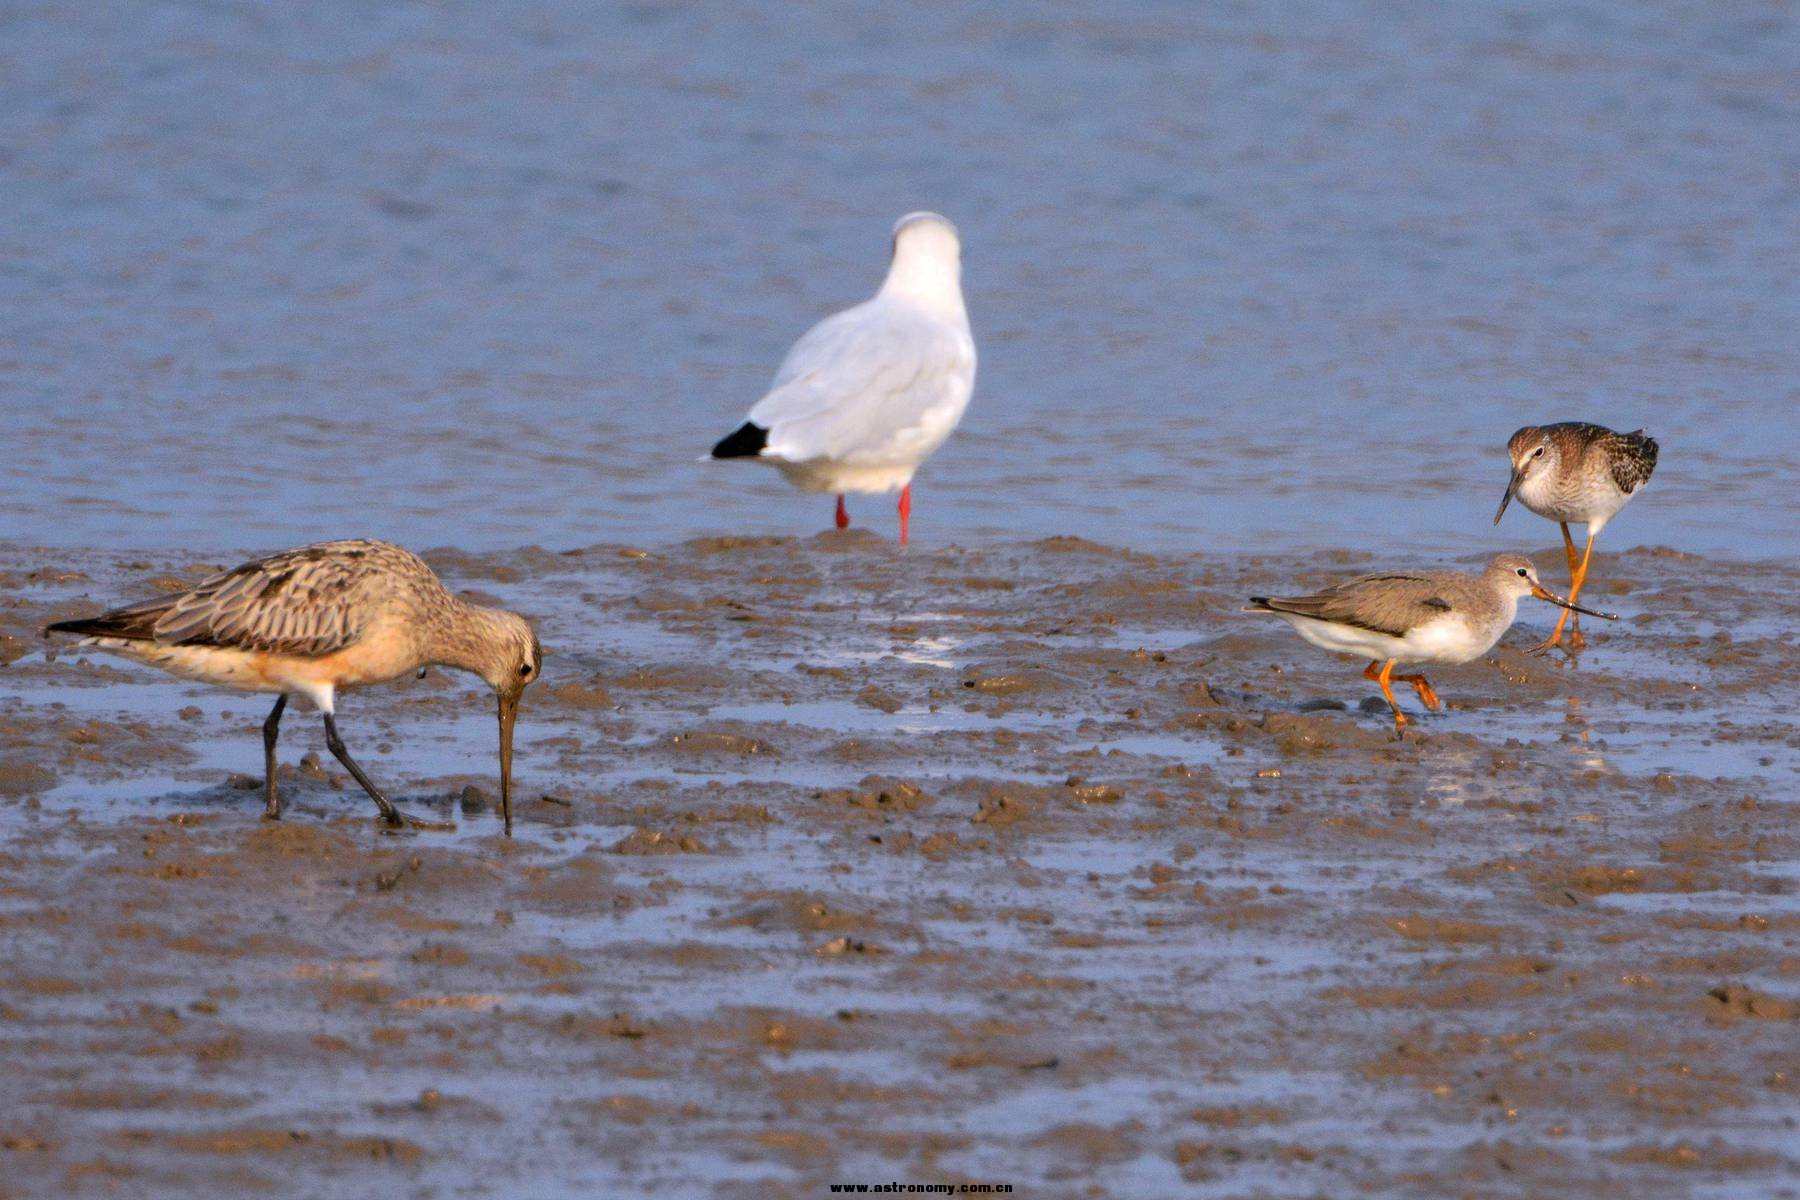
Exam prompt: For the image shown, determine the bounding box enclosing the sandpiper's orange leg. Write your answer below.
[1559,521,1580,576]
[261,693,287,820]
[834,495,850,530]
[1362,659,1407,736]
[1390,671,1441,711]
[1563,531,1598,649]
[897,485,912,545]
[1532,527,1597,654]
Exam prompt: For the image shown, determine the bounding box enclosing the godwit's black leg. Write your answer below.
[322,713,402,826]
[262,694,287,819]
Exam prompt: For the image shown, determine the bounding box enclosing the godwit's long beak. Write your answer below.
[497,687,522,836]
[1493,469,1523,525]
[1530,583,1617,621]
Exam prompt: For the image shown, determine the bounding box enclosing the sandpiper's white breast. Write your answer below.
[1518,466,1633,531]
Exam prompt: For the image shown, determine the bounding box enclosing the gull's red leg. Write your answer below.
[897,486,912,545]
[834,494,850,530]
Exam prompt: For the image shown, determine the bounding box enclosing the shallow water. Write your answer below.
[3,0,1796,560]
[3,538,1798,1197]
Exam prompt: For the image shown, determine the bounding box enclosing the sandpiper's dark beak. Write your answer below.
[1530,583,1617,621]
[497,687,522,836]
[1493,469,1523,525]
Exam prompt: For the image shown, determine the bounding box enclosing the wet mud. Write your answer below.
[1,535,1796,1198]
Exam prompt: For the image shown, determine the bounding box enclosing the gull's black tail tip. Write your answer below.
[711,421,769,459]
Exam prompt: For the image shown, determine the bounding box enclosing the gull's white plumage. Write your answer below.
[711,212,976,541]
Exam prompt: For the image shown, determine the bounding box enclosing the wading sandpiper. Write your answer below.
[1494,422,1657,653]
[47,539,541,833]
[1244,553,1616,736]
[709,212,976,545]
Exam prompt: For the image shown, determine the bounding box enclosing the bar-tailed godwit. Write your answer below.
[709,212,976,545]
[1493,422,1657,653]
[47,539,541,833]
[1244,553,1616,736]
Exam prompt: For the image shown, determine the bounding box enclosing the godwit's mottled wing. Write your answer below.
[61,540,422,656]
[1251,574,1457,638]
[1604,429,1658,494]
[749,300,974,463]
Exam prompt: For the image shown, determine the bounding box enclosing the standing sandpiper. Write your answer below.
[1244,553,1616,736]
[47,539,541,834]
[1494,422,1657,653]
[709,212,976,545]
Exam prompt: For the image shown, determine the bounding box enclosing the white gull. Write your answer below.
[710,212,976,544]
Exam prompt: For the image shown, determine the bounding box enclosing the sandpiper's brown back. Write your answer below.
[1507,421,1657,525]
[1250,567,1494,639]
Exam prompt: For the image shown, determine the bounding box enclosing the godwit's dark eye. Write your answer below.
[519,663,533,677]
[1516,568,1529,577]
[1531,446,1544,458]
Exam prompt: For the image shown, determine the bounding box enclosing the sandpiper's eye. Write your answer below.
[1530,446,1544,458]
[519,663,533,677]
[1516,568,1529,577]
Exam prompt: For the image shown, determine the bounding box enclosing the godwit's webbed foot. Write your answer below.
[394,809,456,833]
[322,714,402,826]
[261,694,288,820]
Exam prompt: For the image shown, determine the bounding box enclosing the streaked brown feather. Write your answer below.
[1512,421,1658,497]
[45,595,176,641]
[56,540,436,658]
[1605,429,1658,494]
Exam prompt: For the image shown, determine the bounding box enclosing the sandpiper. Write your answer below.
[709,212,976,545]
[46,539,541,833]
[1244,553,1616,736]
[1494,422,1657,653]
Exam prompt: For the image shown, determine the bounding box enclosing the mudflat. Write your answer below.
[1,534,1795,1198]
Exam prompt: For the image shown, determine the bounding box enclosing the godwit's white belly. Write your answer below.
[80,637,416,714]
